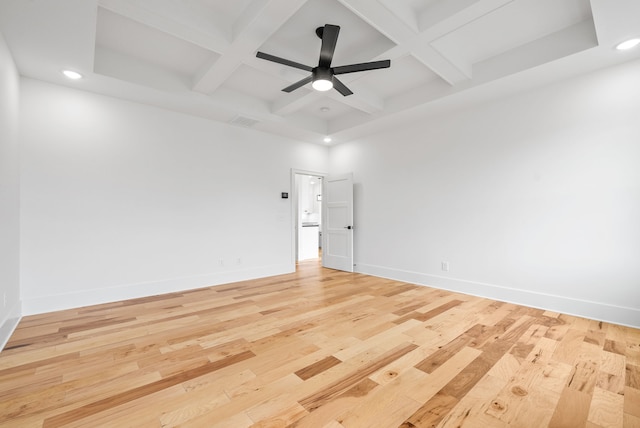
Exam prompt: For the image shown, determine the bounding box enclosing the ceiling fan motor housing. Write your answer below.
[312,67,332,82]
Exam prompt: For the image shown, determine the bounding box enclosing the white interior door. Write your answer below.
[322,173,353,272]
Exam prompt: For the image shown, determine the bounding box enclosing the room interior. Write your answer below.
[1,0,639,426]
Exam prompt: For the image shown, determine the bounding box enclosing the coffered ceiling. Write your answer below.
[1,0,639,144]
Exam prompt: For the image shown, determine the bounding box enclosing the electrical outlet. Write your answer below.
[441,261,449,272]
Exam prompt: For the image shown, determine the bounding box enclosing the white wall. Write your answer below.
[0,31,21,349]
[19,79,328,314]
[330,59,640,328]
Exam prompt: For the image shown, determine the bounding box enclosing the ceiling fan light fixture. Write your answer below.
[312,79,333,91]
[312,68,333,91]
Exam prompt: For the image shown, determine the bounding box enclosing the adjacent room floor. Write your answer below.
[1,261,639,427]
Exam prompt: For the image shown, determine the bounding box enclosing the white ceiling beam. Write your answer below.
[408,43,472,84]
[98,0,229,53]
[191,0,308,94]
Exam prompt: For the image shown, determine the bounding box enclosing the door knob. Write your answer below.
[344,225,352,230]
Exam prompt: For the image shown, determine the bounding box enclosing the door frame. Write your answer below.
[290,168,327,267]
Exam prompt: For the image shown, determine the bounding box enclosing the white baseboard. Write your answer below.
[356,263,640,329]
[0,300,22,352]
[22,263,295,316]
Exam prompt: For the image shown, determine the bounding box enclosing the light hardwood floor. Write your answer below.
[1,261,639,427]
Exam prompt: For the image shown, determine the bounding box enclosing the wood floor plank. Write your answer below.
[627,363,640,388]
[0,260,638,427]
[298,343,418,412]
[625,386,640,419]
[587,387,624,427]
[295,356,342,381]
[405,346,483,404]
[548,387,591,428]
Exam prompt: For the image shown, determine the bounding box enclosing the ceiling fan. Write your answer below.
[256,24,390,96]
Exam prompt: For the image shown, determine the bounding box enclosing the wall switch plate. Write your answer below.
[441,261,449,272]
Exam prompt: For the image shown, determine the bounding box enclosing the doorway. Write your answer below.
[292,170,324,264]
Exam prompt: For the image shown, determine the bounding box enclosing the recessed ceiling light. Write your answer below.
[323,137,332,143]
[320,107,330,113]
[62,70,83,80]
[616,38,640,50]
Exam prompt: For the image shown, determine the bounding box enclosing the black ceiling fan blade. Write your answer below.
[332,59,391,75]
[319,24,340,68]
[332,77,353,96]
[282,75,313,92]
[256,51,313,72]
